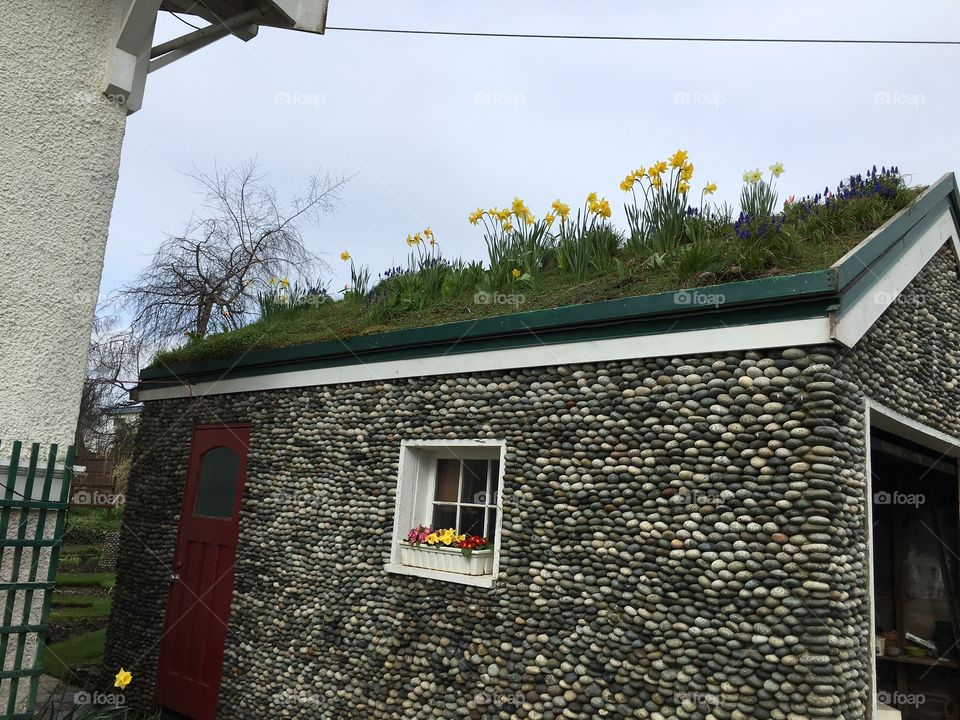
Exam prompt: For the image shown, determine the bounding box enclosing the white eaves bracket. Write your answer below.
[104,0,328,115]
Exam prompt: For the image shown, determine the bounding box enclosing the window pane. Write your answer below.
[195,447,240,518]
[460,506,485,537]
[432,504,457,530]
[461,460,489,505]
[486,507,497,541]
[435,459,460,502]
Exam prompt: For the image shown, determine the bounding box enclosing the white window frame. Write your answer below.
[385,439,506,588]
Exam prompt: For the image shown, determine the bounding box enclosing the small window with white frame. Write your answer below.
[386,439,506,588]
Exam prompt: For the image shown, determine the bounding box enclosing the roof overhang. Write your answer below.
[106,1,328,113]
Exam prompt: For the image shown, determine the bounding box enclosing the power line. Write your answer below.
[325,26,960,46]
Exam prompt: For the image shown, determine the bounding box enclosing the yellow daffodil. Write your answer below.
[681,162,694,181]
[340,251,351,261]
[497,208,512,222]
[269,276,279,286]
[669,150,689,168]
[424,227,434,239]
[468,208,484,225]
[704,182,718,195]
[429,238,437,246]
[652,175,663,189]
[545,213,556,225]
[633,167,646,180]
[511,197,530,218]
[524,211,535,224]
[770,162,785,178]
[551,199,570,220]
[678,180,691,194]
[114,668,132,690]
[599,199,612,218]
[279,278,290,288]
[620,175,634,192]
[587,191,598,205]
[502,221,514,232]
[743,169,763,184]
[511,268,522,279]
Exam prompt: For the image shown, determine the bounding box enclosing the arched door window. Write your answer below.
[194,446,240,518]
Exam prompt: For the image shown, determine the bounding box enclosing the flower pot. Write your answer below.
[399,542,493,576]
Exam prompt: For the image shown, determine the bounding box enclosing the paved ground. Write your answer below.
[33,674,81,719]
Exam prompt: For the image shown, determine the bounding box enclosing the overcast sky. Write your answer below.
[103,0,960,302]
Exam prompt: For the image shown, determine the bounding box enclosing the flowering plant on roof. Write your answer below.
[404,525,491,558]
[469,198,552,287]
[739,162,784,221]
[620,149,715,254]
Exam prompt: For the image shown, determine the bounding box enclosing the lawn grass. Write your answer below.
[51,595,112,620]
[154,173,922,367]
[56,572,116,590]
[41,628,106,680]
[66,506,123,533]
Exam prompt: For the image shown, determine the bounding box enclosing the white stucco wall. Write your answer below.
[0,0,128,448]
[0,2,129,713]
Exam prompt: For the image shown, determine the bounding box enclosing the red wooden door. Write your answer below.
[155,424,250,720]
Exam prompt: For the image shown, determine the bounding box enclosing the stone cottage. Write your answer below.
[106,175,960,720]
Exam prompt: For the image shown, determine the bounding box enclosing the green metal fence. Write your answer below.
[0,441,74,719]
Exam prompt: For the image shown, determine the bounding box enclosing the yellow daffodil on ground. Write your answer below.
[620,176,634,192]
[551,199,570,220]
[678,181,691,194]
[424,227,434,239]
[770,162,785,177]
[511,268,522,279]
[279,278,289,288]
[681,162,694,181]
[704,182,718,195]
[597,198,612,217]
[669,149,689,168]
[497,208,511,222]
[114,668,132,690]
[545,213,556,225]
[340,251,351,261]
[468,208,484,225]
[743,169,763,184]
[651,175,663,189]
[269,276,279,286]
[502,221,513,232]
[586,191,598,205]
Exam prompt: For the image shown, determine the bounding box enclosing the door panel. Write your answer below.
[155,424,249,720]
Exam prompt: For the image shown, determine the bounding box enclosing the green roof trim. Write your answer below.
[138,173,959,391]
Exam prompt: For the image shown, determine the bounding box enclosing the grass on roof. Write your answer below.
[155,168,920,367]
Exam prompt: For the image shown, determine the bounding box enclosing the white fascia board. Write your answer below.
[832,206,959,348]
[136,316,832,401]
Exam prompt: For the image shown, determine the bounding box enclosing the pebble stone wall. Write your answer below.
[841,242,960,439]
[106,342,874,720]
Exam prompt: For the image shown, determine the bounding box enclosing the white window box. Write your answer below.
[386,439,506,587]
[398,542,494,576]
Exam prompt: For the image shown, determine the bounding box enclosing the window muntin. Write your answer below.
[430,458,499,540]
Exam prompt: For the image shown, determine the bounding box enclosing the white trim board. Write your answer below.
[831,207,960,347]
[137,316,833,401]
[866,399,960,456]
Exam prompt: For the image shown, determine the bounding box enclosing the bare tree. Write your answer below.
[122,160,347,340]
[74,311,145,457]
